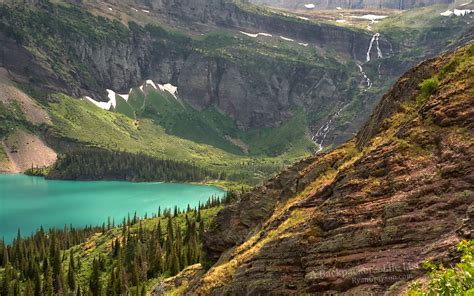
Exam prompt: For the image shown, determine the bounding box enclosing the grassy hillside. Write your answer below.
[45,92,312,185]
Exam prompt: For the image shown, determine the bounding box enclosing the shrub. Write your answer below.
[419,78,439,98]
[408,240,474,295]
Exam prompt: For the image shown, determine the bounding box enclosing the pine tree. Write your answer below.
[43,260,54,296]
[2,263,12,296]
[25,280,34,296]
[169,245,180,276]
[50,237,65,294]
[67,249,76,292]
[34,265,42,296]
[89,258,102,296]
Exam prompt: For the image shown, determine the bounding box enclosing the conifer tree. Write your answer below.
[2,263,12,296]
[34,265,42,296]
[168,245,180,276]
[89,258,102,296]
[25,279,34,296]
[67,249,76,292]
[43,260,54,296]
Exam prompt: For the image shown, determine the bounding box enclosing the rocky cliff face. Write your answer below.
[1,0,470,148]
[250,0,453,10]
[0,0,382,133]
[184,44,474,294]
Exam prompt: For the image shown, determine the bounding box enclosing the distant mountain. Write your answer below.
[0,0,472,184]
[250,0,456,10]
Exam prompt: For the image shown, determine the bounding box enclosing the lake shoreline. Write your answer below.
[0,174,225,244]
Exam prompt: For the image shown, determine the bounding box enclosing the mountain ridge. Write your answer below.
[181,43,474,295]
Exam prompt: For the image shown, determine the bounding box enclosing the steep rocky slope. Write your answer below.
[180,44,473,294]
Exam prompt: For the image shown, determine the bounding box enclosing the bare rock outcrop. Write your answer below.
[187,44,474,295]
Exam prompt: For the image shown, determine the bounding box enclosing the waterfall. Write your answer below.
[375,34,383,58]
[357,63,372,88]
[312,105,345,152]
[366,33,381,62]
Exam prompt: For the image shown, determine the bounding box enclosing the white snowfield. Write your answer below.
[336,19,347,23]
[239,31,272,38]
[146,79,158,90]
[160,84,178,98]
[298,16,309,21]
[304,4,315,9]
[454,9,472,16]
[84,96,112,110]
[350,14,387,22]
[106,89,117,108]
[83,80,178,111]
[336,7,342,10]
[440,9,472,16]
[298,42,309,46]
[144,80,178,98]
[280,36,295,42]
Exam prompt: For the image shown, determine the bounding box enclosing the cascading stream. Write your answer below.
[312,105,345,152]
[366,33,381,62]
[357,63,372,88]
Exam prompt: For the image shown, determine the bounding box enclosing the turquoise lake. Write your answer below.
[0,174,224,243]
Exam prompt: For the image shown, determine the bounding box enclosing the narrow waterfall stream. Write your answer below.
[312,32,385,153]
[366,33,382,62]
[357,63,372,88]
[312,105,345,153]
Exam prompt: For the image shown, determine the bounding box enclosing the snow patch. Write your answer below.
[239,31,272,38]
[298,42,309,46]
[351,14,387,22]
[161,83,178,98]
[454,9,472,16]
[131,7,139,12]
[440,9,453,16]
[336,19,347,23]
[106,89,117,108]
[280,36,294,42]
[459,2,470,6]
[336,7,342,10]
[298,16,309,21]
[146,79,158,90]
[141,9,150,13]
[84,96,112,110]
[304,4,315,9]
[119,94,129,101]
[108,7,113,11]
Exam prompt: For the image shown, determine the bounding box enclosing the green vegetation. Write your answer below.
[45,92,311,185]
[47,149,222,182]
[0,196,233,295]
[408,240,473,295]
[0,101,32,139]
[419,78,439,99]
